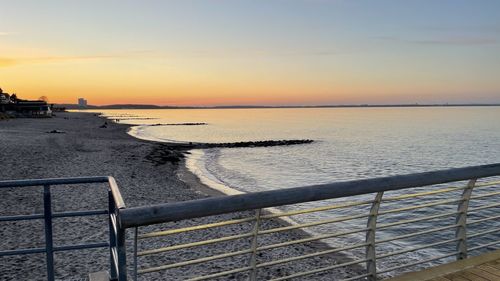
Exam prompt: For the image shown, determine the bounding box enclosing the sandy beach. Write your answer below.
[0,112,358,280]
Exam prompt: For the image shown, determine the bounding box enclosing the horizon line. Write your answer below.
[60,102,500,109]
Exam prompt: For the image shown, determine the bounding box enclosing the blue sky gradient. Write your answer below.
[1,0,499,105]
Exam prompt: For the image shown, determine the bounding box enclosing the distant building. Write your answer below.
[78,98,88,108]
[0,87,52,117]
[0,88,12,113]
[0,88,11,105]
[14,101,52,117]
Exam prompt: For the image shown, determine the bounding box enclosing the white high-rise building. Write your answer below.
[78,98,88,108]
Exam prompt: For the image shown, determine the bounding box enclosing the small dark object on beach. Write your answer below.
[46,130,66,134]
[0,113,11,120]
[99,121,108,128]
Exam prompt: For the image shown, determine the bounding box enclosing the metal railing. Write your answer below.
[2,163,500,280]
[119,163,500,280]
[0,176,126,281]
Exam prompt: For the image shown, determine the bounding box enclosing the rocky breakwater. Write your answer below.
[145,139,314,166]
[147,122,208,126]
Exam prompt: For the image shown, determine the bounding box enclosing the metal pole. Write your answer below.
[116,217,128,281]
[249,209,262,281]
[366,192,383,281]
[43,185,55,281]
[134,227,138,281]
[456,179,476,260]
[109,190,118,280]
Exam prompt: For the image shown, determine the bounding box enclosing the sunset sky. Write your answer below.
[1,0,499,106]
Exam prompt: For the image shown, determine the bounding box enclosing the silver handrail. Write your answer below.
[124,163,500,281]
[119,163,500,227]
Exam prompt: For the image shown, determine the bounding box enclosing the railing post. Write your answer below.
[109,189,128,281]
[43,185,55,281]
[456,179,476,260]
[133,227,138,281]
[116,226,127,281]
[366,192,383,281]
[109,190,118,280]
[249,209,262,281]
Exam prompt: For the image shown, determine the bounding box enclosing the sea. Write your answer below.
[94,107,500,276]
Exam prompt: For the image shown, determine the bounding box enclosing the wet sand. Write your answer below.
[0,112,359,280]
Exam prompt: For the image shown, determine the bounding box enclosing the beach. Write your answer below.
[0,112,356,280]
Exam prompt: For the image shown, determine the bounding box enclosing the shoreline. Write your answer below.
[118,115,313,228]
[113,113,362,267]
[178,152,232,197]
[1,111,361,280]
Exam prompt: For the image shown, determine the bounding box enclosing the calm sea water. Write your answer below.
[101,107,500,187]
[96,107,500,275]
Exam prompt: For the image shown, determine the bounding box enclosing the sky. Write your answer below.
[1,0,499,106]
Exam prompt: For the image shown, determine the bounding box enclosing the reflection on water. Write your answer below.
[95,107,500,276]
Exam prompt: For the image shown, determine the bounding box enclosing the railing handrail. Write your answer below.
[119,163,500,228]
[2,165,500,280]
[0,176,110,188]
[0,176,126,209]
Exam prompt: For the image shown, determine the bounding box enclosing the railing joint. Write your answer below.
[366,191,383,281]
[455,178,476,260]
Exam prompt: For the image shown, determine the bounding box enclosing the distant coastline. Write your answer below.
[62,103,500,110]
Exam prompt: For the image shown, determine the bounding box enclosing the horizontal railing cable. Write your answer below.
[257,243,369,268]
[468,241,500,252]
[138,233,254,256]
[377,238,459,260]
[375,224,460,244]
[377,198,463,215]
[378,211,459,229]
[377,251,460,274]
[269,258,369,281]
[138,249,253,274]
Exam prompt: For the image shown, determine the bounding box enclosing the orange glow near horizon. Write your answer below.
[2,54,498,106]
[1,1,499,106]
